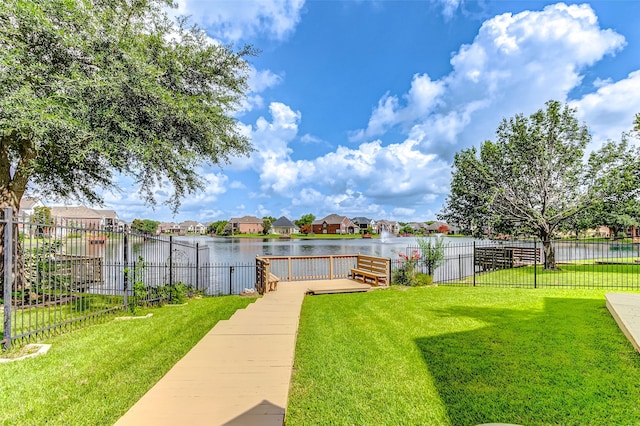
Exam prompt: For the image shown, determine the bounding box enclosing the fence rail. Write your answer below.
[392,239,640,290]
[1,210,255,350]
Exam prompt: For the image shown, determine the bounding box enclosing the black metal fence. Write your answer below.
[391,239,640,289]
[1,210,257,349]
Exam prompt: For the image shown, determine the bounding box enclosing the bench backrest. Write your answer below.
[356,254,390,277]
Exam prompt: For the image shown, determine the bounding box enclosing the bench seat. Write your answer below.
[350,268,387,286]
[268,273,279,292]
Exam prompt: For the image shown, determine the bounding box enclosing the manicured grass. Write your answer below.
[0,296,254,425]
[287,286,640,425]
[468,263,640,288]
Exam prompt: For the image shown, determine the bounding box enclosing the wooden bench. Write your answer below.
[350,254,389,286]
[268,273,279,292]
[474,246,541,271]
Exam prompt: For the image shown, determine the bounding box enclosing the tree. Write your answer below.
[0,0,254,295]
[439,100,634,269]
[131,219,159,235]
[295,214,315,228]
[207,220,228,235]
[416,235,446,277]
[262,216,276,235]
[436,224,450,234]
[0,0,254,215]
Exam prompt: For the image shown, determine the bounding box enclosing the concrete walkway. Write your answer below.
[115,279,372,426]
[606,292,640,353]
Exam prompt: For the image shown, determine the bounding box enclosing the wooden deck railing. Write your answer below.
[256,254,369,294]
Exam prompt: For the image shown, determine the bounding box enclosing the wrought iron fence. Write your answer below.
[391,239,640,289]
[1,210,256,349]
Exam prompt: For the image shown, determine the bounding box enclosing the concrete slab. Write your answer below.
[606,292,640,353]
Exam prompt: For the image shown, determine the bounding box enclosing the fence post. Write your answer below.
[3,208,14,350]
[229,266,234,294]
[123,232,129,308]
[473,241,476,287]
[195,243,200,291]
[534,239,537,289]
[169,236,173,288]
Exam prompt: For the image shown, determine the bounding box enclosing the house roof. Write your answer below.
[230,215,262,224]
[425,221,447,231]
[180,221,204,227]
[351,217,373,225]
[272,216,296,227]
[19,196,42,210]
[50,206,118,220]
[312,213,351,225]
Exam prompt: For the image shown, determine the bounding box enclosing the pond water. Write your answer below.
[174,235,478,264]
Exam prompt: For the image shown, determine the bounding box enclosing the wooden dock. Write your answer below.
[115,279,373,426]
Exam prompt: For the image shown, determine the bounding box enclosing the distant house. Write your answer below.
[18,196,45,220]
[425,221,450,234]
[271,216,298,235]
[375,220,400,235]
[180,221,207,234]
[351,217,375,232]
[158,222,181,234]
[49,206,121,230]
[311,214,357,235]
[228,215,264,234]
[408,222,427,233]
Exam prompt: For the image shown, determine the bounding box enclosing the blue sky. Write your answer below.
[100,0,640,224]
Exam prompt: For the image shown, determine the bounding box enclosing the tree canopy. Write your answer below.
[0,0,254,213]
[439,100,638,269]
[130,219,159,235]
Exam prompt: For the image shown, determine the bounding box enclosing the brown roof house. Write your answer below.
[311,214,357,235]
[228,215,264,234]
[49,206,121,231]
[158,222,181,234]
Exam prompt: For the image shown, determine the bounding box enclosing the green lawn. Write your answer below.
[287,286,640,425]
[0,296,254,425]
[468,263,640,288]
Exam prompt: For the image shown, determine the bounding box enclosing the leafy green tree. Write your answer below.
[0,0,254,296]
[262,216,276,235]
[295,213,315,228]
[416,235,446,277]
[0,0,254,214]
[207,220,228,235]
[131,219,160,235]
[439,100,635,269]
[32,206,53,237]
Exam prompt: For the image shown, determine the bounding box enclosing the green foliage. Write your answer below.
[0,0,254,213]
[295,213,315,228]
[416,235,446,276]
[392,249,421,286]
[130,219,160,235]
[207,220,229,235]
[125,256,147,314]
[23,239,64,292]
[439,100,637,269]
[262,216,275,235]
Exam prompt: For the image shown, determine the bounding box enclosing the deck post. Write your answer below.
[329,256,334,280]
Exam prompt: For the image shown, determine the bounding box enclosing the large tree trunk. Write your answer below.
[539,228,557,270]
